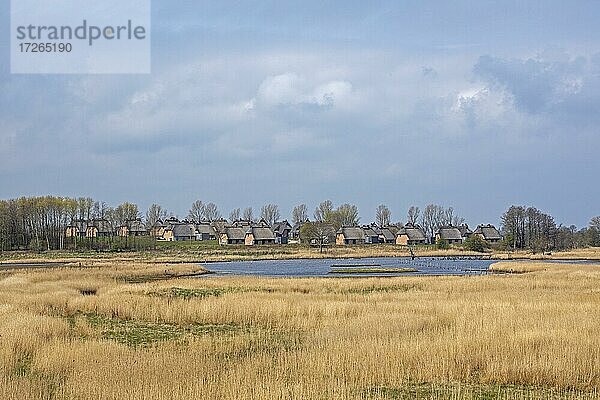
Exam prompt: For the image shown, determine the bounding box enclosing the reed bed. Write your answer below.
[0,261,599,399]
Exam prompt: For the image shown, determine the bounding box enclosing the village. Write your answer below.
[64,216,503,247]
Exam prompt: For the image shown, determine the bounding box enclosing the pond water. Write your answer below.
[202,257,497,278]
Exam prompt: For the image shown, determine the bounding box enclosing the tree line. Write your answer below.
[0,195,598,252]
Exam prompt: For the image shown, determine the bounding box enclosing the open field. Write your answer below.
[1,260,600,399]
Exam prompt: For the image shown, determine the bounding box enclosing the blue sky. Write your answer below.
[1,1,599,226]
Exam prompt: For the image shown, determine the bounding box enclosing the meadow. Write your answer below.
[1,259,600,399]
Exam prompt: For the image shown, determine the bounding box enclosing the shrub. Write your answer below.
[463,235,489,252]
[436,239,449,250]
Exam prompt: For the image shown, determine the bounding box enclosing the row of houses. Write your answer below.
[65,217,502,246]
[336,223,502,245]
[65,219,148,238]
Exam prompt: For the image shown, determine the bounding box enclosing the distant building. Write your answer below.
[65,220,87,238]
[362,225,380,244]
[273,220,292,244]
[163,223,196,241]
[435,226,463,244]
[458,224,473,240]
[396,223,426,245]
[210,219,229,236]
[473,224,502,243]
[291,219,309,242]
[245,225,276,245]
[378,226,397,244]
[86,219,113,238]
[219,227,246,245]
[195,222,217,241]
[117,219,148,237]
[336,226,366,245]
[149,220,167,238]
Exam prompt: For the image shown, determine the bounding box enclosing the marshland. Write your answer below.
[1,257,600,399]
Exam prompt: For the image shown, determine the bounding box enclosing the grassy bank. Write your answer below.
[2,243,599,265]
[1,260,600,399]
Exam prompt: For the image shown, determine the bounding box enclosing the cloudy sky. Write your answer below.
[1,1,599,226]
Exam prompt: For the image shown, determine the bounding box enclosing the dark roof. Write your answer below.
[458,224,472,236]
[211,219,228,234]
[89,219,112,233]
[152,220,166,228]
[397,224,426,241]
[436,226,463,241]
[362,225,379,237]
[379,227,396,241]
[337,226,365,240]
[195,223,215,235]
[172,223,195,237]
[126,219,147,232]
[273,220,292,234]
[232,220,253,228]
[474,224,502,240]
[248,226,275,240]
[224,227,246,240]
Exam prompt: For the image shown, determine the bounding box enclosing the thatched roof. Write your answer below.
[337,226,365,240]
[247,226,275,240]
[436,226,463,241]
[474,224,502,240]
[458,224,472,237]
[224,227,246,240]
[171,223,195,237]
[195,223,215,236]
[397,224,426,241]
[379,227,396,241]
[273,220,292,234]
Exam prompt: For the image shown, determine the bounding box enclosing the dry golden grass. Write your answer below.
[1,260,600,399]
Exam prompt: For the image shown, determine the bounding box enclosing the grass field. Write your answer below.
[1,260,600,399]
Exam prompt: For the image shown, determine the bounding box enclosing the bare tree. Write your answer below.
[146,204,167,228]
[375,204,391,227]
[77,197,93,221]
[114,202,139,226]
[229,208,241,222]
[203,202,221,222]
[314,200,333,222]
[188,200,205,223]
[407,206,420,225]
[421,204,444,243]
[292,204,308,226]
[300,221,335,253]
[242,207,254,222]
[92,201,108,220]
[260,204,280,226]
[326,204,360,230]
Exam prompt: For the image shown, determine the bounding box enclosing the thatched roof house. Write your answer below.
[245,226,276,245]
[378,226,397,244]
[163,223,195,241]
[336,226,366,245]
[195,222,217,241]
[273,220,292,244]
[396,223,426,245]
[457,224,473,239]
[362,225,380,244]
[435,226,463,244]
[473,224,502,243]
[219,226,246,245]
[86,219,113,238]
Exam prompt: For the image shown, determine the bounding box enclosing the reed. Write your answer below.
[0,260,599,399]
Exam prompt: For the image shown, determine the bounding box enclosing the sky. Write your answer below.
[1,1,599,227]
